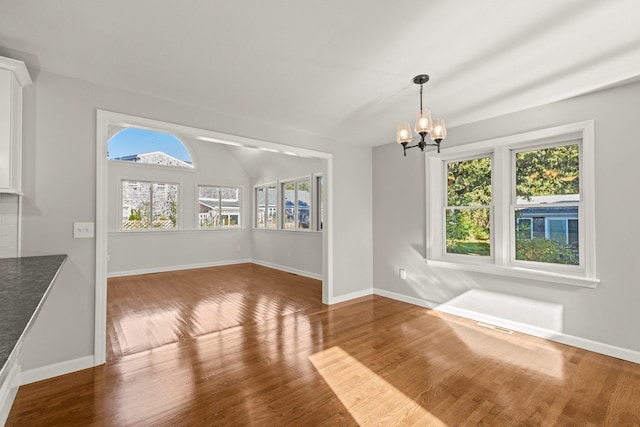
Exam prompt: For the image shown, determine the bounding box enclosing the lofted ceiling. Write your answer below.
[1,0,640,147]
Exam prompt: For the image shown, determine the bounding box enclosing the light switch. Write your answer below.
[73,222,95,238]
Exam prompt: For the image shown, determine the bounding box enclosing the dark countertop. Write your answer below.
[0,255,67,384]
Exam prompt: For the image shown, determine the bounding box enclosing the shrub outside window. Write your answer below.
[198,185,241,228]
[122,180,178,230]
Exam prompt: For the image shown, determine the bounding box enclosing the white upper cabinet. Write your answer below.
[0,56,32,194]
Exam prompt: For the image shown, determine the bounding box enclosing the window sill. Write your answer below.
[252,228,323,235]
[109,228,246,236]
[424,258,599,288]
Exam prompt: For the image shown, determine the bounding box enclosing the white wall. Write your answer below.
[17,69,373,372]
[107,137,252,275]
[237,147,325,278]
[373,80,640,357]
[0,193,19,258]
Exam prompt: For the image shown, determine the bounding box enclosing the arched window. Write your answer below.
[108,127,193,168]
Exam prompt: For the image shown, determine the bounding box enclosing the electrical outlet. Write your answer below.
[399,268,407,280]
[73,222,95,238]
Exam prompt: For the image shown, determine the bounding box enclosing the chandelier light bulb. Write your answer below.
[415,110,433,134]
[430,118,447,141]
[396,122,413,144]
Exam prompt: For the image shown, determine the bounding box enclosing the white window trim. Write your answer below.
[280,175,313,231]
[426,120,598,288]
[254,181,278,230]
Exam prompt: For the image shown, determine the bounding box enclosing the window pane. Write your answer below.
[447,157,491,206]
[548,219,567,243]
[446,208,491,256]
[122,181,151,229]
[108,128,193,168]
[317,176,324,231]
[220,187,240,227]
[514,206,579,265]
[283,182,295,229]
[151,183,178,229]
[515,144,579,204]
[297,179,311,229]
[267,185,277,228]
[256,187,266,228]
[198,186,220,228]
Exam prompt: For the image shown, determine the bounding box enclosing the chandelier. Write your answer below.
[396,74,447,156]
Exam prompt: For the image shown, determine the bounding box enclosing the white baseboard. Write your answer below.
[329,288,374,304]
[20,355,95,386]
[108,258,252,278]
[251,259,322,281]
[373,288,640,365]
[0,362,20,426]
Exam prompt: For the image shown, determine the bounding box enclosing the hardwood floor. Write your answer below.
[7,264,640,426]
[106,263,323,360]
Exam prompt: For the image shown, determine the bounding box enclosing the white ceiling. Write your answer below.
[1,0,640,147]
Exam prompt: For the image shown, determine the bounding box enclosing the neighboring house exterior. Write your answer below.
[516,195,579,246]
[112,151,193,168]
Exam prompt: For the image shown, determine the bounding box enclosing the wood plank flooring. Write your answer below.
[7,263,640,426]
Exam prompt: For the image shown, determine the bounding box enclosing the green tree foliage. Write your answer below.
[447,157,492,206]
[446,157,491,254]
[515,144,579,200]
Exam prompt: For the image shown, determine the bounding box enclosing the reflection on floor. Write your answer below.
[8,264,640,426]
[106,263,322,359]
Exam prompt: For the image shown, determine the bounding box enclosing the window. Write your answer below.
[108,128,193,168]
[426,121,597,287]
[282,178,311,230]
[446,156,492,257]
[513,144,580,265]
[255,184,277,229]
[122,180,178,230]
[316,175,324,231]
[198,186,241,228]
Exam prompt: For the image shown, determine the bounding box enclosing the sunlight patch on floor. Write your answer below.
[310,346,447,426]
[425,310,565,380]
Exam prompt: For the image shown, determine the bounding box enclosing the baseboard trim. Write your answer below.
[373,288,640,365]
[108,259,252,278]
[329,288,374,305]
[251,259,322,281]
[20,355,95,386]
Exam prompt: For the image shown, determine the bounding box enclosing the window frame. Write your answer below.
[254,182,278,229]
[426,120,598,288]
[197,184,242,229]
[443,153,494,262]
[120,179,180,231]
[280,176,313,231]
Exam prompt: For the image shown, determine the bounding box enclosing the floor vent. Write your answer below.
[477,322,513,334]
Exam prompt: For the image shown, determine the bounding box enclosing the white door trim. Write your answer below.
[94,110,334,365]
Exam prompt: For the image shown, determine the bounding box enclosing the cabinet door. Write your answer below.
[0,69,21,193]
[0,69,11,190]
